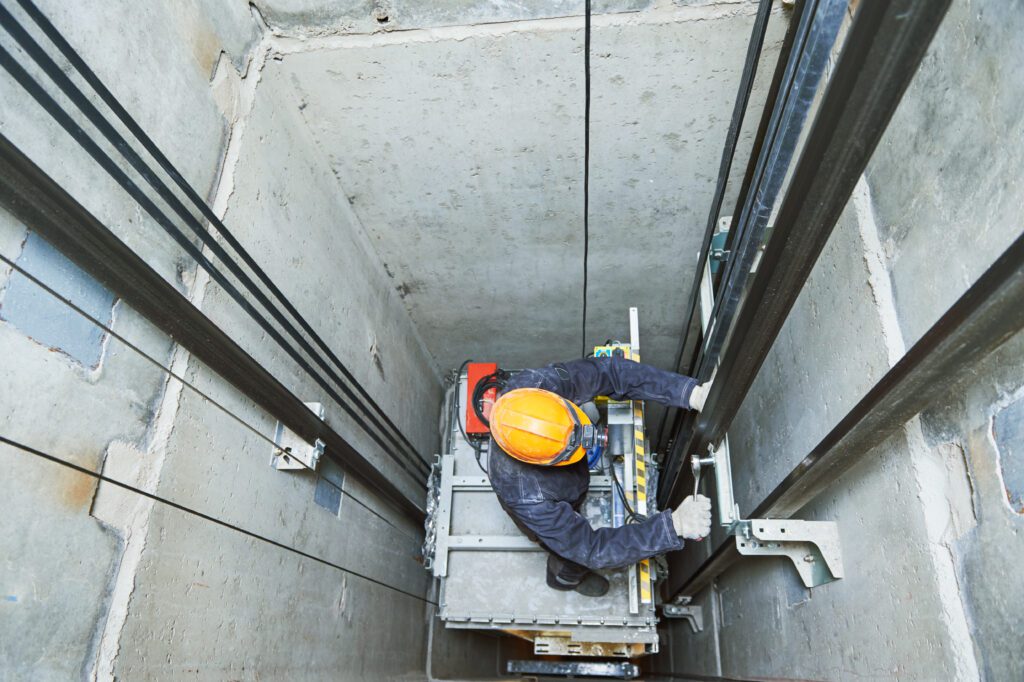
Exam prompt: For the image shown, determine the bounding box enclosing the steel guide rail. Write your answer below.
[0,133,426,521]
[0,0,428,481]
[659,0,848,509]
[658,0,804,452]
[661,0,958,600]
[668,223,1024,600]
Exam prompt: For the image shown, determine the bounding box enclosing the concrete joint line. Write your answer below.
[857,175,978,678]
[852,175,907,367]
[853,174,981,679]
[89,346,192,681]
[265,2,767,55]
[88,17,275,677]
[904,418,981,680]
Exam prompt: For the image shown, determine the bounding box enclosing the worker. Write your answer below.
[486,355,712,597]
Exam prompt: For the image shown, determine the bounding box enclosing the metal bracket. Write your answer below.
[733,519,844,588]
[661,602,703,633]
[270,402,325,471]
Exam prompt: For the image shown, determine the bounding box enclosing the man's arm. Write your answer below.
[505,497,685,570]
[505,356,698,408]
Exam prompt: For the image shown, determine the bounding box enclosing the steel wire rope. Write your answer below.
[580,0,591,358]
[0,435,436,605]
[0,34,427,485]
[0,252,420,543]
[0,3,428,479]
[10,0,425,475]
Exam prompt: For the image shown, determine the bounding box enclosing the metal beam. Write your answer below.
[659,0,847,501]
[665,211,1023,601]
[0,133,426,522]
[660,0,954,509]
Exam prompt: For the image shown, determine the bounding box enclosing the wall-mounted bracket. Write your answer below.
[270,402,326,471]
[661,602,703,633]
[733,518,844,588]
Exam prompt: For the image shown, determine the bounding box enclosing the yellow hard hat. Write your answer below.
[489,388,595,466]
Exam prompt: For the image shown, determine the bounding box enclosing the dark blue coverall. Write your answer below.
[487,356,697,583]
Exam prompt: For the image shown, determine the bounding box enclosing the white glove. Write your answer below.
[689,381,712,412]
[672,494,712,540]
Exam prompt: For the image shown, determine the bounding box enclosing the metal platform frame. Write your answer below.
[424,310,662,658]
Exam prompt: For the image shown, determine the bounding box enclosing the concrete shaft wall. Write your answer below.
[663,1,1024,680]
[0,1,442,680]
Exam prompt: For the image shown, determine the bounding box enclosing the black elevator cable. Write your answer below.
[0,435,435,605]
[0,2,428,479]
[0,252,419,542]
[9,0,425,474]
[0,33,427,482]
[580,0,592,358]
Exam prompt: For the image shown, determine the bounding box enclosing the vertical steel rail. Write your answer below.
[0,134,427,522]
[657,0,779,452]
[662,0,956,599]
[666,224,1023,600]
[660,0,954,510]
[658,0,847,506]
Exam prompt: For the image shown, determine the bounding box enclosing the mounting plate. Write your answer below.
[270,402,326,471]
[734,519,843,588]
[661,602,703,633]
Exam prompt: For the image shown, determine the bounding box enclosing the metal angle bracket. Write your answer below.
[661,602,703,633]
[270,402,326,471]
[733,518,844,588]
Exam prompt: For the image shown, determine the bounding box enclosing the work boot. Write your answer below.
[546,555,610,597]
[547,571,611,597]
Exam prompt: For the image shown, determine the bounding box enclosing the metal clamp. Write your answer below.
[270,402,326,471]
[662,602,704,633]
[733,518,844,588]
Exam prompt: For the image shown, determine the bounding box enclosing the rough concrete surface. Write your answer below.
[2,0,1022,680]
[0,210,174,681]
[205,59,443,498]
[278,3,785,377]
[254,0,655,36]
[665,1,1023,679]
[865,0,1024,348]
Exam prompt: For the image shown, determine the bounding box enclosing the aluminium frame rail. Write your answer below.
[659,0,957,600]
[0,134,426,522]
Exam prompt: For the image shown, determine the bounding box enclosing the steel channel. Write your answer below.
[0,134,426,522]
[659,0,845,497]
[658,0,807,454]
[8,0,426,474]
[666,137,1018,604]
[657,0,780,451]
[660,0,953,509]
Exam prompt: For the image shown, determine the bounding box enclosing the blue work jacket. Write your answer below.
[487,356,697,571]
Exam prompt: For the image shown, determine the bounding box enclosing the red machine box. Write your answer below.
[465,362,498,436]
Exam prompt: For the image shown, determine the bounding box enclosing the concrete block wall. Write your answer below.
[0,1,445,680]
[664,0,1024,679]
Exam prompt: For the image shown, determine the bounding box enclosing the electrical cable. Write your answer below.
[470,371,507,428]
[580,0,592,358]
[0,3,428,480]
[607,457,643,523]
[0,27,427,484]
[0,252,419,542]
[0,434,436,605]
